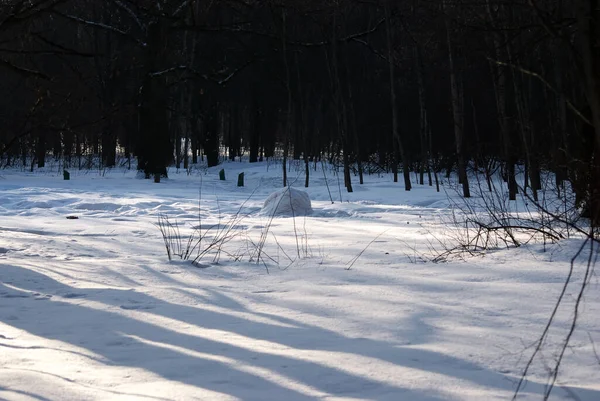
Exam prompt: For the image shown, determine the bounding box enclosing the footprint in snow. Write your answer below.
[62,292,87,299]
[120,304,155,310]
[106,340,129,346]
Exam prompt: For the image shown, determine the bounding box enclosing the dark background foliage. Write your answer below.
[0,0,598,220]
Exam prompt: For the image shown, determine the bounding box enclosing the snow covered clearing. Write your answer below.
[0,161,599,401]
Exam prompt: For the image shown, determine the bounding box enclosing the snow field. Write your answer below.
[0,161,599,400]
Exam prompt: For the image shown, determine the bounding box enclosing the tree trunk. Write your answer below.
[281,8,291,187]
[576,0,600,225]
[183,131,189,170]
[36,130,46,168]
[204,109,219,168]
[553,52,569,188]
[250,98,260,163]
[175,99,182,169]
[415,45,430,186]
[486,0,517,200]
[101,129,116,168]
[138,21,171,179]
[294,52,311,188]
[327,9,352,192]
[504,10,538,200]
[385,1,411,190]
[445,1,470,198]
[76,133,82,170]
[344,45,363,185]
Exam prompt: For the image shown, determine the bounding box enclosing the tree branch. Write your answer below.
[0,58,49,79]
[51,10,147,47]
[488,57,592,125]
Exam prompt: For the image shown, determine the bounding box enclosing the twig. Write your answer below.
[346,230,388,270]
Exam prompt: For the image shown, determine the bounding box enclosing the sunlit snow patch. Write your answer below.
[261,187,312,216]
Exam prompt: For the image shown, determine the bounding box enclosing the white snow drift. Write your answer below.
[261,187,312,216]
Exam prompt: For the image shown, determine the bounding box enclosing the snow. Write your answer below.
[0,160,599,401]
[262,187,312,217]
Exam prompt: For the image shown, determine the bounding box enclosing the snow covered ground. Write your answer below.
[0,160,599,401]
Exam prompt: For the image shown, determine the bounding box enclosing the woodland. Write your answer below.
[0,0,598,223]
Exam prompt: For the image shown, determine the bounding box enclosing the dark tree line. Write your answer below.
[0,0,598,222]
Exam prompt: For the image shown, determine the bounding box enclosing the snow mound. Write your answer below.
[262,187,312,216]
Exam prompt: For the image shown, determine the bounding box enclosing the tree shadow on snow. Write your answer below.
[0,264,598,401]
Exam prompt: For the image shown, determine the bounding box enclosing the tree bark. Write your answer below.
[444,1,469,197]
[281,7,291,187]
[384,1,410,190]
[415,45,430,186]
[328,8,353,192]
[486,0,517,200]
[138,20,172,179]
[576,0,600,225]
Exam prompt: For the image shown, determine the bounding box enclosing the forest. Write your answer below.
[0,0,598,223]
[2,2,600,399]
